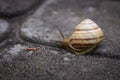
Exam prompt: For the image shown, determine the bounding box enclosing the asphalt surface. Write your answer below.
[0,0,120,80]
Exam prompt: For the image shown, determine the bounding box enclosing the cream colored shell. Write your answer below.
[63,19,104,54]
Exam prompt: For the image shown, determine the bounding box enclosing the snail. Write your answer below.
[52,19,104,54]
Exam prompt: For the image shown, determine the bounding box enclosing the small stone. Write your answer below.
[50,50,59,55]
[28,51,33,55]
[63,57,70,62]
[7,44,26,56]
[66,53,71,56]
[20,18,63,44]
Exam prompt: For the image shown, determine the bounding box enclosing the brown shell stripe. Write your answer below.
[69,36,103,47]
[70,44,96,49]
[75,27,99,31]
[70,43,96,48]
[71,36,103,40]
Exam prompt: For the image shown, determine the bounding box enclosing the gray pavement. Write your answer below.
[0,0,120,80]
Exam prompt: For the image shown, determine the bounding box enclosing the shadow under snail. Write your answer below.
[52,19,104,55]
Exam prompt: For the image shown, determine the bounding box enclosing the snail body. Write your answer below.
[62,19,104,54]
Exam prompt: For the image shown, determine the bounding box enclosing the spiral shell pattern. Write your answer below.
[69,19,104,51]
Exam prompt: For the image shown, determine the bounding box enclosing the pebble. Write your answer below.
[8,44,26,56]
[20,18,63,43]
[63,57,70,62]
[50,50,59,55]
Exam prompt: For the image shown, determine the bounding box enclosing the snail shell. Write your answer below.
[62,19,104,54]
